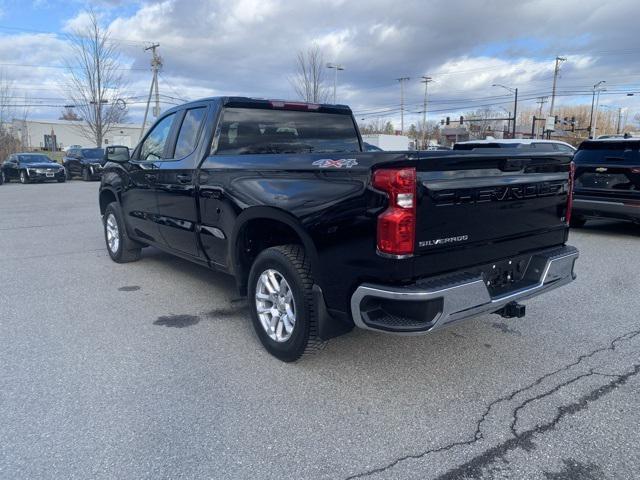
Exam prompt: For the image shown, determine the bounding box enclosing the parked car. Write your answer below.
[571,138,640,226]
[63,148,105,180]
[98,97,578,361]
[454,138,576,153]
[1,153,66,184]
[63,144,83,153]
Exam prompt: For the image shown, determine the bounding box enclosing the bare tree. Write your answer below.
[59,106,83,121]
[64,11,128,147]
[0,71,21,160]
[359,119,395,135]
[290,44,331,103]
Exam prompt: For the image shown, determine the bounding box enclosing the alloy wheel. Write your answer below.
[255,268,296,342]
[105,213,120,253]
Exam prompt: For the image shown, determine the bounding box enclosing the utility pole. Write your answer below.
[589,81,605,137]
[548,56,566,117]
[326,63,344,104]
[536,96,548,139]
[141,43,162,139]
[420,76,432,149]
[616,107,623,134]
[512,88,518,138]
[397,77,410,134]
[592,85,604,139]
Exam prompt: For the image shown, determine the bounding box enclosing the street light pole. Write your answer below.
[326,63,344,104]
[492,84,518,138]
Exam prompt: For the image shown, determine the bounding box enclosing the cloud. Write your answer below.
[1,0,639,127]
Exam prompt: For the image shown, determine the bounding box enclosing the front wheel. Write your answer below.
[82,167,90,181]
[19,171,29,184]
[65,167,72,180]
[103,202,142,263]
[248,245,326,362]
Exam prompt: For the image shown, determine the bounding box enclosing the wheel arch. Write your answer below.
[230,207,320,296]
[99,187,119,216]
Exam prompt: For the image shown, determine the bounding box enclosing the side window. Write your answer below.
[532,143,555,151]
[139,113,176,161]
[554,144,574,153]
[173,107,206,159]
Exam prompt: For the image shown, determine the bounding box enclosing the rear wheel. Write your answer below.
[0,170,4,184]
[248,244,326,362]
[103,202,142,263]
[19,171,29,184]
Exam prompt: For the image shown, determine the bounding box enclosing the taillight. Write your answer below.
[372,167,416,256]
[566,161,576,225]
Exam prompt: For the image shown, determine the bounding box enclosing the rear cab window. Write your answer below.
[214,107,361,155]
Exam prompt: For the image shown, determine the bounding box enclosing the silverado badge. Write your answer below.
[595,167,608,172]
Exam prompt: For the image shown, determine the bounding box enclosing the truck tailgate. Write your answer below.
[413,152,572,268]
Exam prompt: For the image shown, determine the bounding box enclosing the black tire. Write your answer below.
[103,202,142,263]
[570,215,587,228]
[65,167,72,180]
[248,244,326,362]
[57,177,66,183]
[82,167,90,181]
[1,171,7,183]
[19,171,29,184]
[0,171,4,185]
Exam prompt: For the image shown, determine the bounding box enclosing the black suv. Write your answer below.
[572,138,640,226]
[63,148,105,181]
[1,153,66,184]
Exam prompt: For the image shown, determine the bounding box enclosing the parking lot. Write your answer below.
[1,180,639,479]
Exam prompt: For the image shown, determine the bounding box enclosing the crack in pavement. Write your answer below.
[344,328,640,480]
[435,363,640,480]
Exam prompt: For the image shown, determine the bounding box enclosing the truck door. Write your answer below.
[154,104,209,258]
[120,112,178,245]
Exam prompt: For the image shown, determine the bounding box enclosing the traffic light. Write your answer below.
[440,119,445,125]
[459,116,464,125]
[554,115,559,124]
[446,117,450,125]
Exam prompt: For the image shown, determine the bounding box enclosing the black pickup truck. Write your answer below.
[98,97,578,361]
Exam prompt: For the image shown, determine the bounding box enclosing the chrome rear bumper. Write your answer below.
[350,245,579,335]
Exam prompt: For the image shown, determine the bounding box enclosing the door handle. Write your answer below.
[176,173,192,184]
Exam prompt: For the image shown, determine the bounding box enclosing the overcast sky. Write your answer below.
[0,0,638,129]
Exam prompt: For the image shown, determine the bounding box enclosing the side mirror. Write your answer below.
[105,146,130,163]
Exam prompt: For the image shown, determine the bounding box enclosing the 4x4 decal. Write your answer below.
[312,158,358,169]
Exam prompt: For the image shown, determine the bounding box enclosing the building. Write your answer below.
[11,118,143,150]
[361,134,410,151]
[440,126,470,146]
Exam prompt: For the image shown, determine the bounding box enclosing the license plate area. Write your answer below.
[471,254,533,296]
[46,173,54,177]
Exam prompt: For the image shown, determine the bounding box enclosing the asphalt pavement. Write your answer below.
[1,181,639,479]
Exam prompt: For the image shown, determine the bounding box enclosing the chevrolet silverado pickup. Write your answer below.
[98,97,578,361]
